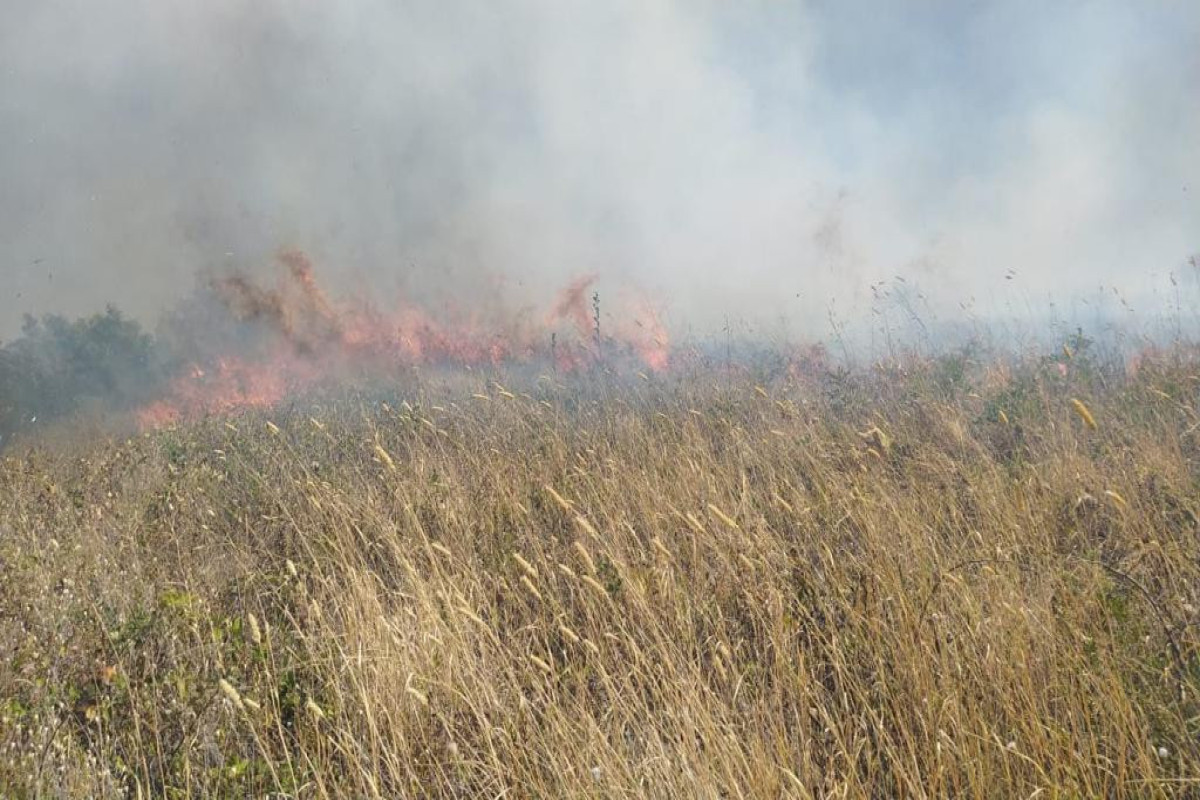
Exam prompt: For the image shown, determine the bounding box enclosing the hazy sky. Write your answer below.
[2,1,1197,340]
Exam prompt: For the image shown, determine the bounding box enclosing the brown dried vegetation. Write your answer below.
[2,354,1199,797]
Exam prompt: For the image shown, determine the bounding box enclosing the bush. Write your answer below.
[0,307,163,446]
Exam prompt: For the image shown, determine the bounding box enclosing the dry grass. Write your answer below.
[2,354,1199,798]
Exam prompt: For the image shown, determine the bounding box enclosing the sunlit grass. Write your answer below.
[2,350,1199,797]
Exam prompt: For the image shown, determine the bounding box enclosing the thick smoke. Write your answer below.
[1,0,1198,342]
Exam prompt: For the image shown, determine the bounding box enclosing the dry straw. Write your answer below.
[1070,397,1098,430]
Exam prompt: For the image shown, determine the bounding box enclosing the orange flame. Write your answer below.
[137,251,670,427]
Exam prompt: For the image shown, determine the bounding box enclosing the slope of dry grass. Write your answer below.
[2,354,1199,798]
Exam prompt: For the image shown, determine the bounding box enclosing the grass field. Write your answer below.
[2,349,1199,797]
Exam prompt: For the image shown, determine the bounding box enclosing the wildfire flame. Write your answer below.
[137,250,670,427]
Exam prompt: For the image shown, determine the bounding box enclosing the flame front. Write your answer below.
[137,251,671,427]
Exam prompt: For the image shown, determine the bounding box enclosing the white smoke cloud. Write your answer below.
[1,0,1196,341]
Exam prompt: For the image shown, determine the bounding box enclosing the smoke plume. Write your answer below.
[2,1,1197,342]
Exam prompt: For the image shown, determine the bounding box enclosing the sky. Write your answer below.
[1,0,1197,341]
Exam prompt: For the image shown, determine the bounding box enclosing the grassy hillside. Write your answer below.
[2,353,1199,798]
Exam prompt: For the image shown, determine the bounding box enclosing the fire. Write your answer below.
[137,251,671,427]
[548,273,599,339]
[620,294,670,372]
[136,356,301,428]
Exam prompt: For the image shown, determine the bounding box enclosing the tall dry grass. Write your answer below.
[2,353,1199,797]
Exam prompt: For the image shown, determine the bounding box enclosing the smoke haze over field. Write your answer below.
[2,1,1198,341]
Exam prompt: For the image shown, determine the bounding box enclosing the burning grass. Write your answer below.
[0,251,672,445]
[2,351,1199,797]
[138,252,670,429]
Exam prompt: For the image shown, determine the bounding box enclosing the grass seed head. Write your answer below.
[572,541,597,574]
[544,485,574,513]
[373,443,397,472]
[512,552,539,579]
[218,679,245,711]
[520,574,544,603]
[246,613,262,645]
[305,697,326,721]
[558,623,581,644]
[708,503,740,530]
[1070,397,1098,430]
